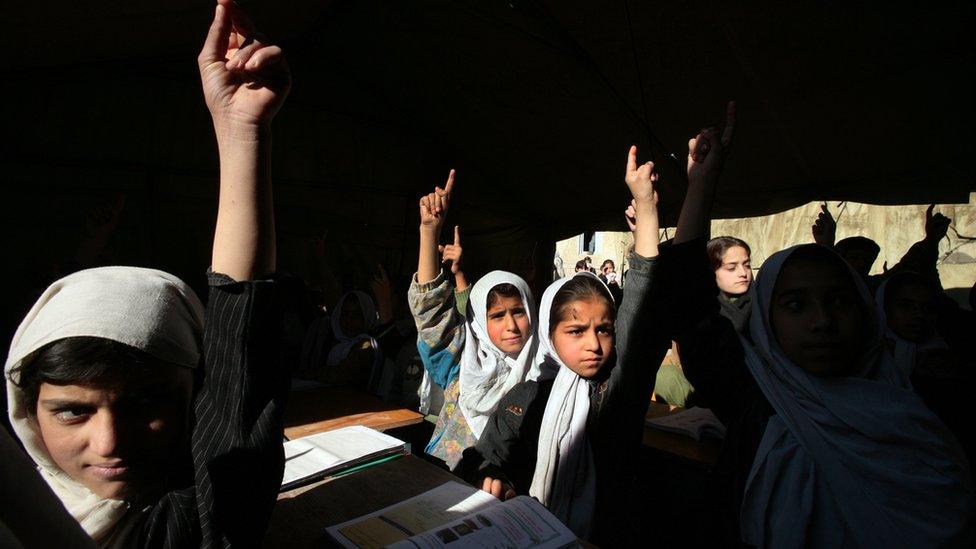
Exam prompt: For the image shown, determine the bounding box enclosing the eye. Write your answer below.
[783,300,802,312]
[53,407,92,423]
[597,326,614,335]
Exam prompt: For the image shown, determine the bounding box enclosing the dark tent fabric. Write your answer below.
[2,0,973,321]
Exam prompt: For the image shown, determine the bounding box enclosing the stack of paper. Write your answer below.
[281,426,406,491]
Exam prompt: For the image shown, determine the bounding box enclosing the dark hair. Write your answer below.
[600,259,615,270]
[834,236,880,256]
[10,337,156,415]
[707,236,752,271]
[574,260,588,271]
[486,283,522,309]
[549,276,615,335]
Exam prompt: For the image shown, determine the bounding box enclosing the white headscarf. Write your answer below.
[529,271,611,539]
[739,245,972,548]
[5,267,205,546]
[326,290,379,367]
[874,274,949,378]
[457,271,545,438]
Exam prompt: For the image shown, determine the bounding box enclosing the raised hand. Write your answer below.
[812,203,837,247]
[439,226,463,274]
[924,204,951,243]
[624,146,661,258]
[419,170,455,231]
[86,194,126,238]
[370,265,394,323]
[624,199,637,233]
[198,0,291,133]
[687,101,735,184]
[624,146,659,204]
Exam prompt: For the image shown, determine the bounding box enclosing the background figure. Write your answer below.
[599,259,623,303]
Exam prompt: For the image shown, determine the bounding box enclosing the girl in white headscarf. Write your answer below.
[408,173,545,469]
[456,146,670,545]
[5,2,292,545]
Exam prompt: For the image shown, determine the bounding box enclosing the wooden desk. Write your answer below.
[284,387,424,440]
[642,401,722,468]
[266,454,460,547]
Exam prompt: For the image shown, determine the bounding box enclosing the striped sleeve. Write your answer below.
[141,272,287,548]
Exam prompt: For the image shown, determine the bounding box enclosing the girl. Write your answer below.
[5,2,291,545]
[456,146,670,543]
[408,173,543,469]
[673,106,972,546]
[707,235,753,333]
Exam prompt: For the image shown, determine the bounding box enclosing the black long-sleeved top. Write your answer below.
[138,272,288,548]
[666,241,773,546]
[456,249,671,545]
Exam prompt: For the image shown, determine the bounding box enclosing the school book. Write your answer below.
[281,426,406,491]
[325,480,577,549]
[646,406,727,441]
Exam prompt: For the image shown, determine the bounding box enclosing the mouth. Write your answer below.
[502,336,523,344]
[88,462,131,479]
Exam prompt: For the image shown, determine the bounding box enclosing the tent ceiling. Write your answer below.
[4,0,973,238]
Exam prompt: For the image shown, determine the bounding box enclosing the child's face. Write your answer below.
[486,295,531,355]
[770,258,864,376]
[885,283,937,343]
[340,298,366,335]
[715,246,752,296]
[551,298,614,378]
[35,365,193,500]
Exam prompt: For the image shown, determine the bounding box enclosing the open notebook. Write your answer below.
[326,481,577,549]
[281,426,406,491]
[646,406,727,441]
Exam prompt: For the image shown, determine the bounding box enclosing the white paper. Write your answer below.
[281,426,404,487]
[325,481,499,549]
[388,496,577,549]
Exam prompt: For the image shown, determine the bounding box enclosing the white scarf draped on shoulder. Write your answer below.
[529,271,612,539]
[738,245,972,548]
[5,266,205,546]
[458,271,544,438]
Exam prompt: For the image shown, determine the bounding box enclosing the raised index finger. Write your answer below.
[926,204,935,219]
[443,169,456,196]
[626,145,638,175]
[721,100,736,148]
[454,225,461,246]
[199,3,232,65]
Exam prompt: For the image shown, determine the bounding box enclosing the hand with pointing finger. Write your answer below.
[439,226,464,274]
[924,204,951,244]
[812,203,836,247]
[687,101,735,184]
[419,170,455,233]
[198,0,290,135]
[624,199,638,233]
[625,146,659,205]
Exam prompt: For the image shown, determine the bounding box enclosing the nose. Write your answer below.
[504,312,519,333]
[582,329,601,353]
[89,410,121,457]
[809,300,837,332]
[737,265,750,279]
